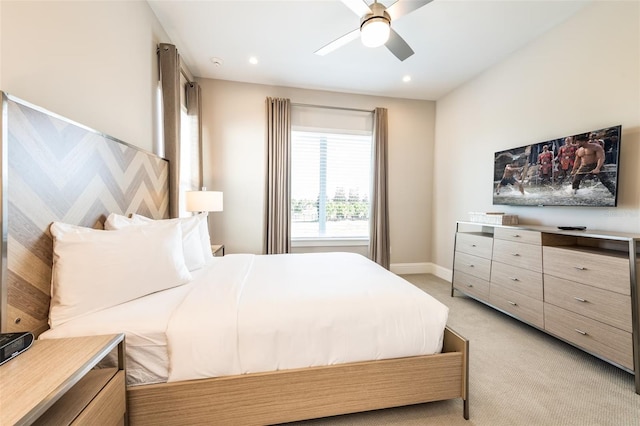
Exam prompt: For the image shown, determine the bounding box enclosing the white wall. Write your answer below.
[6,1,633,277]
[0,1,436,269]
[433,1,640,272]
[198,78,436,267]
[1,1,169,153]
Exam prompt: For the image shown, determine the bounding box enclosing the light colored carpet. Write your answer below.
[286,274,640,426]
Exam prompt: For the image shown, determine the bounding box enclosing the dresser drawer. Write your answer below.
[494,227,541,245]
[544,275,631,333]
[490,284,544,328]
[544,303,633,370]
[543,247,630,295]
[453,270,490,301]
[492,239,542,273]
[491,261,542,300]
[455,233,493,259]
[454,252,491,281]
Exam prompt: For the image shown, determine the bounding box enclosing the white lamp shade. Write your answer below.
[186,191,223,212]
[361,18,390,48]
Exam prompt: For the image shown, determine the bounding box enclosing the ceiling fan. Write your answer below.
[315,0,433,61]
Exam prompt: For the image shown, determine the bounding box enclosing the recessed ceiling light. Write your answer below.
[402,75,411,83]
[249,56,258,65]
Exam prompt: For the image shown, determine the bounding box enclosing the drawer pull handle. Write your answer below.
[512,234,521,238]
[471,244,477,247]
[509,277,519,281]
[507,300,517,306]
[574,266,587,271]
[511,253,520,257]
[574,329,588,335]
[466,284,474,288]
[467,264,475,268]
[573,297,587,303]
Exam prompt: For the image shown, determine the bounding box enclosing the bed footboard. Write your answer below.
[443,326,470,420]
[127,326,469,425]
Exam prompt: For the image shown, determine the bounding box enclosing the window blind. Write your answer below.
[291,105,373,239]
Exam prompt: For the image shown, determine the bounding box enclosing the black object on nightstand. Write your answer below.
[0,332,34,365]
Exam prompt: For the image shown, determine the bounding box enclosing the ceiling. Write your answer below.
[148,0,590,101]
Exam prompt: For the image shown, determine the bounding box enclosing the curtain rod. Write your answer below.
[291,102,374,114]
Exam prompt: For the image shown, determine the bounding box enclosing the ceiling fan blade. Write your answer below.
[386,0,433,21]
[385,28,414,61]
[340,0,372,17]
[315,28,360,56]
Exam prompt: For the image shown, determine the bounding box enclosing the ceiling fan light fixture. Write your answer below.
[360,17,390,48]
[360,2,391,49]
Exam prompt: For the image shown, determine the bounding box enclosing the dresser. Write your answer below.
[452,221,640,394]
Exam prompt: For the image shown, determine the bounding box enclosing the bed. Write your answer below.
[0,91,469,424]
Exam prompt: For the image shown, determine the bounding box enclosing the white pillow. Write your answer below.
[49,221,192,328]
[103,212,136,229]
[105,213,207,271]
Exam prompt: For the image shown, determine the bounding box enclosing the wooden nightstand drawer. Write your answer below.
[494,228,541,245]
[491,261,542,300]
[544,303,633,370]
[35,369,126,426]
[454,252,491,281]
[73,370,126,425]
[543,246,629,295]
[453,270,490,301]
[455,233,493,260]
[492,239,542,273]
[544,274,631,333]
[490,283,544,328]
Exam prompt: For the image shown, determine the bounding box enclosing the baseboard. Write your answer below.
[390,263,453,282]
[390,262,430,275]
[432,265,453,282]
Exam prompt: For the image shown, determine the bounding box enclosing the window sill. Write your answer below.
[291,238,369,247]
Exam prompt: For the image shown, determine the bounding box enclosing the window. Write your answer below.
[291,130,372,240]
[179,103,194,216]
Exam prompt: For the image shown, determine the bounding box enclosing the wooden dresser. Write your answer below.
[452,221,640,394]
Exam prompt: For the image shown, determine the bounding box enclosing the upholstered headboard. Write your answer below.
[0,92,169,335]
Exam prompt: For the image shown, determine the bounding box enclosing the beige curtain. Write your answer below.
[158,43,181,218]
[369,107,390,269]
[158,43,203,217]
[186,81,203,189]
[265,97,291,254]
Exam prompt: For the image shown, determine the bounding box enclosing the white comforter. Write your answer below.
[166,252,448,382]
[40,252,449,385]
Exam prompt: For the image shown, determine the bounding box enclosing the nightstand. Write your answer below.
[0,333,126,425]
[211,244,225,256]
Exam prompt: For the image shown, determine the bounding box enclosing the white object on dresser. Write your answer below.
[0,333,126,425]
[468,211,519,225]
[452,221,640,394]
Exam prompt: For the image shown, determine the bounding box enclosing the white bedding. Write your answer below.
[39,280,193,385]
[41,252,449,385]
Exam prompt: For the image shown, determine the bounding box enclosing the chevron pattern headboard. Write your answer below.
[0,92,169,335]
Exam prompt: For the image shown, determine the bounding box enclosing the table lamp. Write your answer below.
[185,189,223,213]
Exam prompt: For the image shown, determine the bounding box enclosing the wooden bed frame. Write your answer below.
[0,92,469,424]
[127,327,468,425]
